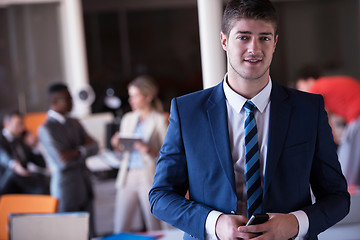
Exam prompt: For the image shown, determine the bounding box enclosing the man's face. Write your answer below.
[5,115,24,138]
[221,18,278,82]
[53,90,73,114]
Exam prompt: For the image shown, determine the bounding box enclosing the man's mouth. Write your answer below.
[244,58,262,64]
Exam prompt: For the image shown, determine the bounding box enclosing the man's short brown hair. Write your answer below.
[221,0,279,36]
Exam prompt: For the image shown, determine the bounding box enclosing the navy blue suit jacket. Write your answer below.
[149,80,350,240]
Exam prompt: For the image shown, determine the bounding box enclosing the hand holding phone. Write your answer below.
[246,213,269,226]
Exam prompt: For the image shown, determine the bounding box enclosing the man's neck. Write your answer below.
[227,73,270,99]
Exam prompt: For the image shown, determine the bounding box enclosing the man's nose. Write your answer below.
[247,39,260,54]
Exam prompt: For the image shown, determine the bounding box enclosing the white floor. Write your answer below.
[93,178,117,237]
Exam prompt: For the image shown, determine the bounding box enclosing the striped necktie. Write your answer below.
[244,100,263,218]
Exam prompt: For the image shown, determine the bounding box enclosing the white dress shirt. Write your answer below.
[48,109,67,124]
[2,128,15,142]
[205,76,309,239]
[3,128,17,168]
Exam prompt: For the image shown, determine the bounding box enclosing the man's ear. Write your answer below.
[273,34,278,52]
[220,32,228,51]
[50,95,58,108]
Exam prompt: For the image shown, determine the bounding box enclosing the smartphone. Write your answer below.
[246,213,269,226]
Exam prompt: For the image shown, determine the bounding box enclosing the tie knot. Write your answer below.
[244,101,256,113]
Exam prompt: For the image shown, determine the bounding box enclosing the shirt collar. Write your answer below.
[223,74,272,113]
[2,128,15,142]
[48,109,67,124]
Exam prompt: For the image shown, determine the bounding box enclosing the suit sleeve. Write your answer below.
[149,98,212,240]
[0,147,12,168]
[25,145,47,168]
[38,125,84,171]
[302,96,350,238]
[75,120,99,158]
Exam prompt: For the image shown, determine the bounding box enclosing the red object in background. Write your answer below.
[348,185,358,196]
[310,76,360,124]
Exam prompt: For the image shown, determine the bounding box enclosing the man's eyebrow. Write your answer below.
[259,32,274,36]
[238,31,252,34]
[237,31,274,36]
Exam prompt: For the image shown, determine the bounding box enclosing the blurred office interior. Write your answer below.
[0,0,359,239]
[0,0,359,117]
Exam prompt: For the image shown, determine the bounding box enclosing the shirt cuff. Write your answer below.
[9,160,16,169]
[205,210,223,240]
[78,146,87,157]
[291,210,309,240]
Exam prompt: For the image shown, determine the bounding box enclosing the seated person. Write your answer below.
[0,110,48,195]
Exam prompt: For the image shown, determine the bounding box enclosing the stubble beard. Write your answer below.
[229,58,271,82]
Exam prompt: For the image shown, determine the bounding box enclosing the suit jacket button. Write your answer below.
[231,211,235,214]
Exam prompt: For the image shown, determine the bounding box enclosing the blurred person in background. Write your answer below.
[293,64,321,92]
[0,110,48,195]
[38,83,99,237]
[110,75,168,233]
[310,75,360,186]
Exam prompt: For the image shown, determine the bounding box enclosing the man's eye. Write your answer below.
[238,36,248,40]
[261,37,270,41]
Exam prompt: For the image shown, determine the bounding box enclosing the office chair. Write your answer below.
[0,194,58,240]
[23,112,47,138]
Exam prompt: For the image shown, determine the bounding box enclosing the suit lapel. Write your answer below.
[0,134,13,156]
[206,82,236,193]
[264,82,292,195]
[121,112,139,135]
[204,81,292,199]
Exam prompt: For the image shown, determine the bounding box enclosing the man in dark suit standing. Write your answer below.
[149,0,350,239]
[38,83,99,236]
[0,111,48,195]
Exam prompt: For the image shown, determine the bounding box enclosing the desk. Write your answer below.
[87,150,121,171]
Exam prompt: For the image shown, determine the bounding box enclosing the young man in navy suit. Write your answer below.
[149,0,350,239]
